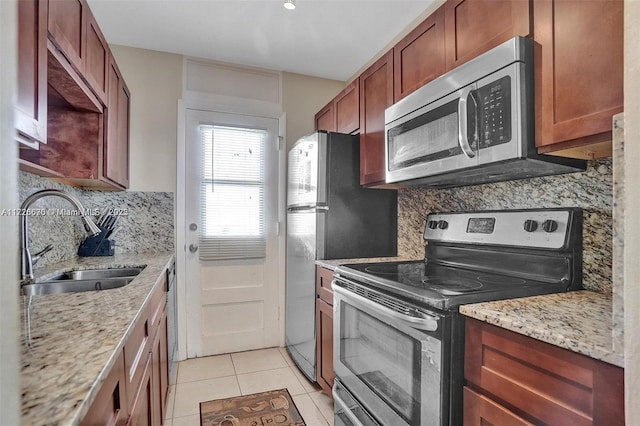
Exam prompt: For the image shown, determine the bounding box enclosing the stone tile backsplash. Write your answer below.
[397,159,612,294]
[18,172,174,269]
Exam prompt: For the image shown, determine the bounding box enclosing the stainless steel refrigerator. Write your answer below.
[285,131,397,382]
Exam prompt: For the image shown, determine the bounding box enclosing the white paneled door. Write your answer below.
[185,109,281,357]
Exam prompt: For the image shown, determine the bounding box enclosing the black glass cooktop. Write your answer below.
[336,260,567,310]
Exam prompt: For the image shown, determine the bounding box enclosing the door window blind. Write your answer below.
[199,124,267,260]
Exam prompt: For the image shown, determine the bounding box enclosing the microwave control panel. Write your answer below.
[477,75,512,148]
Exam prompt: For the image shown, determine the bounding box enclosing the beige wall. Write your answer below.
[110,45,183,193]
[624,1,639,423]
[110,48,345,189]
[281,72,344,150]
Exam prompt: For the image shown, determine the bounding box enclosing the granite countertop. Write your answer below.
[316,256,420,271]
[20,252,175,425]
[460,290,623,368]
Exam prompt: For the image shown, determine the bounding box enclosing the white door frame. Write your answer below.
[176,97,286,360]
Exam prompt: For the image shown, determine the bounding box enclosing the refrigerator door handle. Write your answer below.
[287,205,329,212]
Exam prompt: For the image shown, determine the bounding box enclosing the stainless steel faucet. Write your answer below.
[20,189,101,284]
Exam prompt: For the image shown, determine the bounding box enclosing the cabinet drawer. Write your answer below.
[316,266,334,305]
[465,318,624,425]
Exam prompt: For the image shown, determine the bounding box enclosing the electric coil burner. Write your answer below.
[332,208,583,426]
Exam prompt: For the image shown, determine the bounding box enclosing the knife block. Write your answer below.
[78,228,115,256]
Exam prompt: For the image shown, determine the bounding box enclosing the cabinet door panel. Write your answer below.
[315,299,334,394]
[465,318,624,426]
[394,6,445,101]
[81,350,128,426]
[105,58,130,188]
[16,0,48,145]
[463,386,533,426]
[445,0,531,70]
[359,51,393,186]
[335,80,359,134]
[47,0,86,72]
[85,9,108,103]
[315,101,335,132]
[126,356,153,426]
[534,0,623,150]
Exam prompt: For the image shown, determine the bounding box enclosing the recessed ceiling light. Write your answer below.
[284,0,296,10]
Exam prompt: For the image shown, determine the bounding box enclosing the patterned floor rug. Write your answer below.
[200,388,306,426]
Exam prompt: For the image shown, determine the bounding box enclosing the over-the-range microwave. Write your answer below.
[384,37,585,188]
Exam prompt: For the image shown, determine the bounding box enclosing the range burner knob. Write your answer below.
[437,220,449,230]
[523,219,538,232]
[427,220,438,229]
[542,219,558,233]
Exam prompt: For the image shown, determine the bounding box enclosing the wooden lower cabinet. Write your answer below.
[464,318,624,426]
[81,351,128,426]
[125,284,169,426]
[82,276,169,425]
[151,307,170,423]
[316,298,334,395]
[126,355,153,426]
[316,266,335,395]
[463,387,532,426]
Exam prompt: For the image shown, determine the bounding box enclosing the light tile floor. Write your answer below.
[165,347,334,426]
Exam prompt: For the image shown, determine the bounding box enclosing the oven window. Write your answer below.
[340,303,421,423]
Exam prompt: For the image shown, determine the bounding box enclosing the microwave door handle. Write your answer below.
[458,85,476,158]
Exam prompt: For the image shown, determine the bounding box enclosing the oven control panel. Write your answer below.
[424,209,580,250]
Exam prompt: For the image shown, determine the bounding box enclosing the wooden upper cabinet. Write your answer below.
[105,58,131,189]
[16,0,48,146]
[85,8,109,103]
[444,0,531,71]
[315,80,359,134]
[315,101,335,132]
[533,0,623,155]
[47,0,87,73]
[359,51,394,186]
[394,6,446,102]
[335,79,360,134]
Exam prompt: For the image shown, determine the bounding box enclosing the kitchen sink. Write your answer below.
[21,277,136,296]
[21,267,144,296]
[46,267,144,281]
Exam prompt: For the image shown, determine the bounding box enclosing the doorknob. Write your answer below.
[189,244,198,253]
[189,223,198,231]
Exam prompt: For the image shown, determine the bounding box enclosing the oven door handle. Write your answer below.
[333,283,439,332]
[333,388,368,426]
[458,85,477,159]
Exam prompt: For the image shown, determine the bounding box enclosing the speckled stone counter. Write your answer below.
[20,252,174,425]
[460,290,623,368]
[316,256,419,271]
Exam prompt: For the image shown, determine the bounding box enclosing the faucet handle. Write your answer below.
[32,244,53,266]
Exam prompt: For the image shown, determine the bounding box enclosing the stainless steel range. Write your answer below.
[332,208,583,426]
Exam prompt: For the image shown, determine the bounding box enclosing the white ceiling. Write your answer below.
[87,0,437,81]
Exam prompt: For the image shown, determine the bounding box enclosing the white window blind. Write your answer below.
[199,124,267,260]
